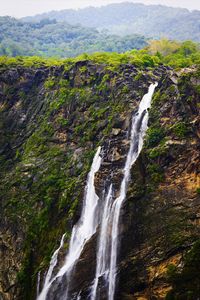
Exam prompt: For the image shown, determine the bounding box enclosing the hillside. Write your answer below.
[22,2,200,41]
[0,47,200,299]
[0,17,147,57]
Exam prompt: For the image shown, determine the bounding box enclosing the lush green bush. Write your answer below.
[146,127,165,147]
[1,39,200,70]
[171,122,188,138]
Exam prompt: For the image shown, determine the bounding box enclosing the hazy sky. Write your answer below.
[1,0,200,18]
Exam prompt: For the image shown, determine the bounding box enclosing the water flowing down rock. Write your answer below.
[41,233,66,291]
[91,184,113,300]
[108,83,157,300]
[37,147,102,300]
[90,83,158,300]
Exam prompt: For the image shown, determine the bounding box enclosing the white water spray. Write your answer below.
[45,234,66,286]
[108,83,158,300]
[91,83,157,300]
[37,147,102,300]
[91,184,113,300]
[36,271,41,297]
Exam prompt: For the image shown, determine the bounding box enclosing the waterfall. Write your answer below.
[108,83,158,300]
[37,146,102,300]
[91,184,113,300]
[36,271,41,297]
[37,83,157,300]
[44,234,66,287]
[91,83,158,300]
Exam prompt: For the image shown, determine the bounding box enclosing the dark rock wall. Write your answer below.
[0,62,199,300]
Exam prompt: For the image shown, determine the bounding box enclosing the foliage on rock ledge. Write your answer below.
[0,39,200,70]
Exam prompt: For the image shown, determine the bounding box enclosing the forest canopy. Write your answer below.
[0,17,147,57]
[0,39,200,69]
[22,3,200,41]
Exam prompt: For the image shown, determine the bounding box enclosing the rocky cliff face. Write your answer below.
[0,60,199,300]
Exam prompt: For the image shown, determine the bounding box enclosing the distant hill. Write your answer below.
[0,17,147,57]
[22,2,200,42]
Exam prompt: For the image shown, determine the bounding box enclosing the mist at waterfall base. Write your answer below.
[37,82,157,300]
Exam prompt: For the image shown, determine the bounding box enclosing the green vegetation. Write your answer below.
[147,143,167,159]
[171,122,188,138]
[146,127,165,148]
[0,34,200,299]
[0,16,147,58]
[0,55,63,68]
[148,39,200,68]
[149,39,181,56]
[1,39,200,70]
[1,13,200,67]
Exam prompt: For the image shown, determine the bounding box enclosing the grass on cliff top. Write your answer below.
[0,50,160,69]
[0,40,200,70]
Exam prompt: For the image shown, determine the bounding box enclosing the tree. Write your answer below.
[148,38,180,56]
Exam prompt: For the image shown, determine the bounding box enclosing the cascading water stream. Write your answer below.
[108,82,158,300]
[36,271,41,297]
[37,146,102,300]
[91,184,113,300]
[43,233,66,288]
[91,82,158,300]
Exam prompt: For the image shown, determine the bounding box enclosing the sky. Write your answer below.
[1,0,200,18]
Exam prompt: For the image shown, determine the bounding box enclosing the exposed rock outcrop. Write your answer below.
[0,61,199,300]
